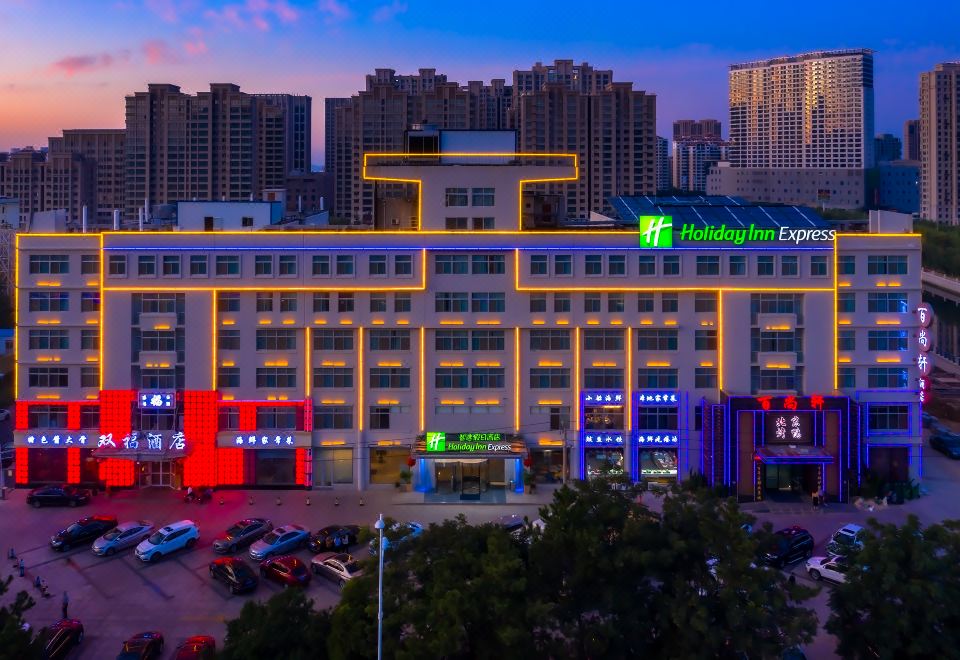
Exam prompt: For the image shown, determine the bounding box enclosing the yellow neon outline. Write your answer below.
[717,290,724,392]
[211,291,218,390]
[626,326,632,432]
[98,233,104,389]
[304,326,311,397]
[574,327,581,432]
[833,234,839,390]
[13,234,19,399]
[419,327,425,432]
[514,327,520,432]
[358,326,364,432]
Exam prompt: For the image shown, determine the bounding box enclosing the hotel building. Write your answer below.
[13,147,924,502]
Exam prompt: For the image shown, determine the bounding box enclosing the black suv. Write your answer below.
[762,526,814,568]
[51,516,118,551]
[209,557,259,594]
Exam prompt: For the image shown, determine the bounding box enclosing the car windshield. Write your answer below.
[262,531,280,545]
[147,531,166,545]
[102,529,122,540]
[226,524,244,537]
[64,523,83,534]
[344,560,361,573]
[234,563,253,579]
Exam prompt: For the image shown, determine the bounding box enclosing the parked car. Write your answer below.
[260,555,311,588]
[308,524,360,553]
[806,555,850,583]
[368,521,424,556]
[311,552,364,589]
[497,514,526,538]
[93,520,154,556]
[930,433,960,460]
[761,526,814,568]
[27,484,91,508]
[42,619,84,660]
[209,557,258,594]
[116,631,164,660]
[212,518,273,554]
[173,635,216,660]
[51,515,117,551]
[136,520,199,562]
[249,524,309,561]
[826,523,865,557]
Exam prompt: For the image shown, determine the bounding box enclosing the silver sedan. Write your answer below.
[92,520,155,556]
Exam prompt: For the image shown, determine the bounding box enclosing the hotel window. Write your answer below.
[80,254,99,275]
[661,293,678,313]
[868,405,909,432]
[370,294,387,313]
[867,368,908,389]
[369,368,410,388]
[394,255,413,276]
[256,368,297,388]
[554,293,571,313]
[312,255,330,276]
[696,256,720,276]
[637,329,678,351]
[472,254,505,275]
[278,255,297,276]
[435,292,468,313]
[867,292,908,313]
[29,254,70,274]
[756,368,798,391]
[838,329,856,351]
[585,255,603,276]
[608,255,626,276]
[757,256,774,277]
[256,293,273,312]
[583,368,623,389]
[756,330,798,353]
[472,368,505,388]
[868,330,908,351]
[314,406,353,430]
[140,330,175,352]
[839,367,856,389]
[810,256,828,277]
[217,368,240,388]
[139,293,177,314]
[29,329,69,350]
[219,329,240,350]
[584,329,623,351]
[189,255,208,276]
[218,293,240,312]
[529,368,570,388]
[530,255,548,276]
[530,329,570,351]
[335,255,354,276]
[637,293,654,313]
[584,405,624,430]
[141,368,176,389]
[256,329,297,351]
[216,255,240,276]
[370,406,407,430]
[279,293,297,312]
[473,217,494,231]
[553,255,572,276]
[663,255,680,276]
[28,367,68,387]
[80,292,100,313]
[29,291,69,312]
[530,294,547,313]
[138,255,157,276]
[637,406,678,430]
[312,293,330,313]
[728,255,746,276]
[436,255,468,274]
[255,255,273,275]
[471,187,495,206]
[219,407,240,430]
[838,292,856,313]
[108,255,127,276]
[636,368,678,388]
[695,367,718,389]
[369,330,410,351]
[394,293,411,313]
[445,188,469,207]
[139,408,175,430]
[435,330,469,352]
[607,293,624,313]
[472,330,505,351]
[256,407,298,430]
[695,329,717,350]
[369,255,387,276]
[694,292,717,313]
[471,292,505,313]
[780,256,799,277]
[868,255,908,275]
[584,293,601,313]
[314,329,353,351]
[161,255,180,276]
[28,405,68,428]
[638,255,656,276]
[445,217,468,230]
[839,255,856,275]
[337,293,354,313]
[313,367,353,388]
[81,328,98,350]
[80,406,99,429]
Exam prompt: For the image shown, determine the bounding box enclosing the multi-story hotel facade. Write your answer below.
[13,150,925,503]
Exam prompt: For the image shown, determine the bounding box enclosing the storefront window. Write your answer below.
[314,449,353,485]
[28,449,68,483]
[583,405,624,430]
[254,450,296,485]
[369,448,409,485]
[640,449,678,480]
[530,449,563,483]
[585,449,624,478]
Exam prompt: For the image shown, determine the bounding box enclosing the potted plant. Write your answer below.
[523,471,537,494]
[398,468,412,492]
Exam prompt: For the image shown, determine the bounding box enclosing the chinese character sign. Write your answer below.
[765,412,811,444]
[138,392,174,409]
[582,391,624,404]
[24,434,89,447]
[636,392,679,404]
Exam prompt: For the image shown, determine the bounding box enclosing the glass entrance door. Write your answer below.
[139,461,174,488]
[460,461,483,500]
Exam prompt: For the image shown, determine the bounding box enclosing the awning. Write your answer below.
[755,445,834,464]
[417,453,523,460]
[91,448,188,462]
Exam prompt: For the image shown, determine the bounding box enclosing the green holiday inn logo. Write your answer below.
[638,215,673,247]
[425,432,446,452]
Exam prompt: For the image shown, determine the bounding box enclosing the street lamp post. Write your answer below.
[374,513,385,660]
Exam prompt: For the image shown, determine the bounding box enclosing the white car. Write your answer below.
[311,552,364,589]
[135,520,199,562]
[806,555,849,583]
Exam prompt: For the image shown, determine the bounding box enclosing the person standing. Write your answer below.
[61,591,69,619]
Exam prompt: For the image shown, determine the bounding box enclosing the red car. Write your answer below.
[42,619,84,660]
[259,555,311,587]
[173,635,216,660]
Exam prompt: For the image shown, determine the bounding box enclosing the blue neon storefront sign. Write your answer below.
[582,433,626,446]
[582,391,624,404]
[635,433,679,446]
[636,392,679,404]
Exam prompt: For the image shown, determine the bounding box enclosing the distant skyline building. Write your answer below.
[874,133,902,162]
[656,136,670,192]
[878,160,920,214]
[48,129,126,225]
[673,119,722,140]
[673,141,729,192]
[919,63,960,223]
[903,119,921,161]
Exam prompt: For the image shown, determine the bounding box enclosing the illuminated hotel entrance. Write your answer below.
[413,433,525,502]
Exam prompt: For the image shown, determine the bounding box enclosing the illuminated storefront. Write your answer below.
[412,432,525,500]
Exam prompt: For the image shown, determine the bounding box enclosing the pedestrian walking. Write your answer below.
[61,591,69,619]
[811,490,820,511]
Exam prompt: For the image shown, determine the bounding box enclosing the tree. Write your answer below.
[826,515,960,659]
[220,588,332,660]
[0,574,43,660]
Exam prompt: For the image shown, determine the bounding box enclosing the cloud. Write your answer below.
[183,27,208,55]
[48,51,131,77]
[318,0,352,23]
[144,0,192,22]
[142,39,179,64]
[205,0,300,31]
[372,0,406,22]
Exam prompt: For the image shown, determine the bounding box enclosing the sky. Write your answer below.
[1,0,958,167]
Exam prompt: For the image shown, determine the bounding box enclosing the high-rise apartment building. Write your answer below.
[48,129,126,225]
[673,141,730,192]
[124,83,310,220]
[673,119,722,140]
[0,150,47,226]
[875,133,902,162]
[919,63,960,224]
[903,119,920,161]
[513,60,612,94]
[656,137,671,192]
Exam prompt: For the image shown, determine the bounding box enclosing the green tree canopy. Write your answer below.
[0,574,43,660]
[220,587,332,660]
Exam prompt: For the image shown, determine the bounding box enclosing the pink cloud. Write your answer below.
[145,0,186,22]
[205,0,300,31]
[183,27,208,55]
[142,39,178,64]
[48,51,131,77]
[372,0,406,22]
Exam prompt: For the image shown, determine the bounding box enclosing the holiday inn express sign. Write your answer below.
[423,432,517,454]
[638,216,836,247]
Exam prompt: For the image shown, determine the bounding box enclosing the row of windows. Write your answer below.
[528,254,830,278]
[445,187,495,207]
[838,330,910,352]
[217,292,413,314]
[837,292,910,313]
[435,292,506,313]
[27,328,98,350]
[530,292,716,314]
[108,254,415,278]
[435,254,505,275]
[27,292,99,312]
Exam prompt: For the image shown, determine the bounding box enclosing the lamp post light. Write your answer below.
[374,513,385,660]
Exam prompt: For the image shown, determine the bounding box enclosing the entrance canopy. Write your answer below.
[755,445,834,464]
[91,448,188,462]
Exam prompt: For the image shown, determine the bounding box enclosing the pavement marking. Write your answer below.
[117,555,175,601]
